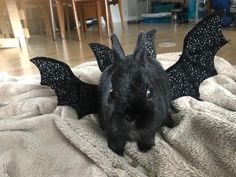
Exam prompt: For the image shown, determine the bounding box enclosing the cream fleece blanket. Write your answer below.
[0,53,236,177]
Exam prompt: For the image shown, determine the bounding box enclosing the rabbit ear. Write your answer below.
[133,32,145,54]
[133,32,146,63]
[111,34,125,59]
[145,29,157,59]
[89,43,117,72]
[133,30,157,62]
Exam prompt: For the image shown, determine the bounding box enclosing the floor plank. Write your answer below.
[0,22,235,76]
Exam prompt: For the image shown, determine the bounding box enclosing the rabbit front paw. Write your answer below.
[137,138,155,152]
[108,139,126,156]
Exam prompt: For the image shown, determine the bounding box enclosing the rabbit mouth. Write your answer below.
[130,127,142,141]
[128,119,139,141]
[124,115,134,122]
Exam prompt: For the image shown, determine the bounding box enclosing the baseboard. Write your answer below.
[127,19,143,24]
[0,38,20,48]
[127,16,143,24]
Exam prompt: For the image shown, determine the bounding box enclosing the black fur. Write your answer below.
[91,31,171,155]
[31,12,226,156]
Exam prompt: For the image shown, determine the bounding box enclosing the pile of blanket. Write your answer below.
[0,53,235,177]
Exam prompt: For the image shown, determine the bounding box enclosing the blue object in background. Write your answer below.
[152,3,175,13]
[143,17,172,24]
[211,0,230,12]
[188,0,206,21]
[211,0,232,26]
[188,0,196,20]
[143,3,173,24]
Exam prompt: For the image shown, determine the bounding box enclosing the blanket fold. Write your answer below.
[0,53,235,177]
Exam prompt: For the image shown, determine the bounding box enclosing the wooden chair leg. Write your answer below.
[65,4,71,38]
[117,0,125,30]
[82,6,88,32]
[55,0,65,39]
[0,1,10,38]
[71,0,81,40]
[19,0,30,38]
[77,4,85,33]
[82,18,87,32]
[41,7,52,37]
[96,1,102,34]
[108,4,114,33]
[5,0,27,47]
[104,0,111,36]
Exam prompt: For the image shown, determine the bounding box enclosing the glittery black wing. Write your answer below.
[30,57,99,118]
[145,29,157,59]
[89,43,117,72]
[166,10,228,100]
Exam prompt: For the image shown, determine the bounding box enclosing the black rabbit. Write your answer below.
[32,12,226,156]
[89,30,172,155]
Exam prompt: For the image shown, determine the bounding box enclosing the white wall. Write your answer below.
[110,0,147,22]
[127,0,147,21]
[110,0,128,22]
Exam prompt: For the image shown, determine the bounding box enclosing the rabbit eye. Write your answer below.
[146,86,153,100]
[109,89,116,100]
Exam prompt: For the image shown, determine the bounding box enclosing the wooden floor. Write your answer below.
[1,22,236,76]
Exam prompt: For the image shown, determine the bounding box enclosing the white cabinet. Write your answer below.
[126,0,147,21]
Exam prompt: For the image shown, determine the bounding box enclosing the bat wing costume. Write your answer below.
[31,10,228,119]
[30,58,99,118]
